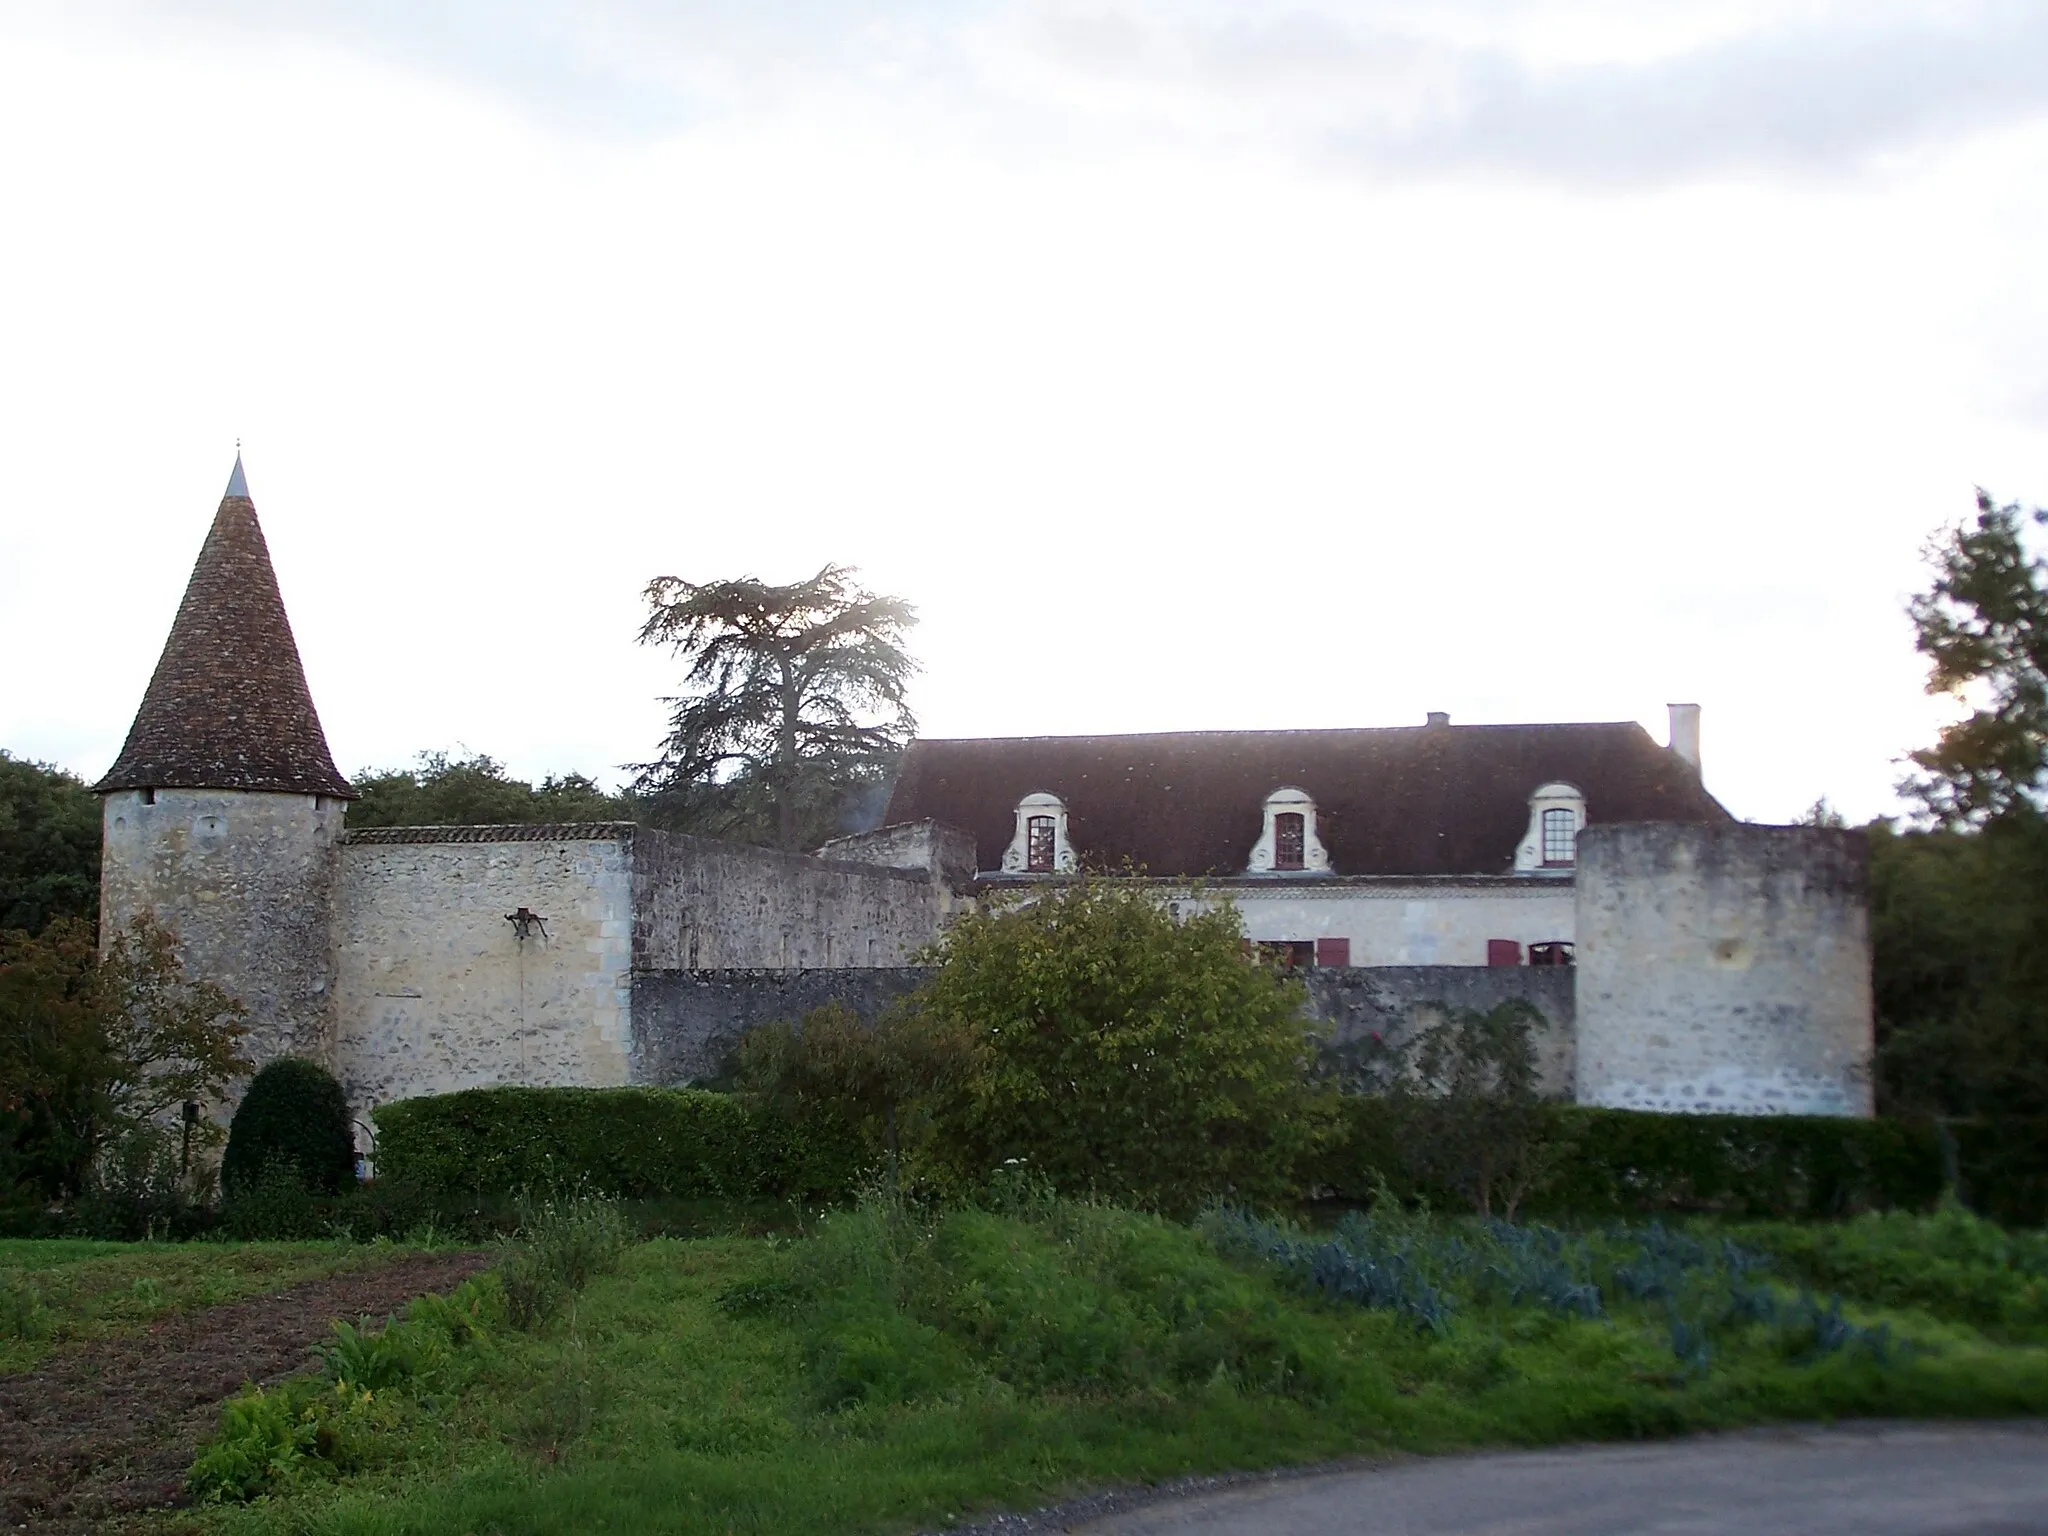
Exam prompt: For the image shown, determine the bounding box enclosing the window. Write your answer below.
[1274,812,1305,870]
[1026,814,1056,873]
[1529,941,1575,968]
[1487,939,1523,967]
[1257,940,1316,970]
[1314,937,1351,967]
[1541,807,1576,866]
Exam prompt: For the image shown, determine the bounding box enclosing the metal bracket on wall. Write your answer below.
[505,907,549,942]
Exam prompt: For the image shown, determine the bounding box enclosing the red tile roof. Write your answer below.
[880,723,1729,877]
[97,487,353,799]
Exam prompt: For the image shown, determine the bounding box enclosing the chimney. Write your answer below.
[1667,703,1701,771]
[1425,711,1450,728]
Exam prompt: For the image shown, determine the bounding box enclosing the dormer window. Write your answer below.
[1247,787,1330,874]
[1001,792,1076,874]
[1541,807,1576,866]
[1274,812,1305,871]
[1515,782,1587,873]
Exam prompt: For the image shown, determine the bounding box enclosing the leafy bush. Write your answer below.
[0,1272,52,1341]
[500,1193,630,1329]
[187,1384,323,1502]
[223,1058,356,1197]
[735,1002,985,1191]
[910,877,1329,1211]
[221,1162,326,1240]
[1319,1099,1946,1219]
[373,1086,863,1203]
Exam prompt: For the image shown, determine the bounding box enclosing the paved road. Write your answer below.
[1074,1423,2048,1535]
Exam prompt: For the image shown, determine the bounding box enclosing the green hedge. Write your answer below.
[372,1087,865,1202]
[1319,1100,1950,1220]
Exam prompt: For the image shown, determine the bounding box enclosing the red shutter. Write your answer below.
[1487,939,1522,967]
[1315,937,1350,967]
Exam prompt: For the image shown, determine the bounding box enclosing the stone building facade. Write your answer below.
[95,463,1876,1149]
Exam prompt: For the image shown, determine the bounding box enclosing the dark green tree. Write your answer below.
[633,564,917,850]
[222,1057,356,1196]
[349,751,631,828]
[1904,490,2048,826]
[0,752,101,934]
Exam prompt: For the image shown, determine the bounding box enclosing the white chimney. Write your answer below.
[1668,703,1702,771]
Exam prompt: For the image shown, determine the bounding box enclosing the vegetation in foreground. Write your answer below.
[165,1192,2048,1536]
[0,1236,423,1374]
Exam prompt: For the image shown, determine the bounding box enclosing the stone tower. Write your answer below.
[95,456,355,1076]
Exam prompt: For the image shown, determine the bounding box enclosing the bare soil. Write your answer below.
[0,1249,490,1532]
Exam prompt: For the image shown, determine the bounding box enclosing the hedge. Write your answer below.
[372,1087,866,1202]
[1318,1100,1953,1221]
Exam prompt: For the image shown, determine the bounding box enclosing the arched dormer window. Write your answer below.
[1000,791,1076,874]
[1514,782,1587,872]
[1246,787,1331,874]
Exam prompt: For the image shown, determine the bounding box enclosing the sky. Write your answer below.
[2,1,2046,825]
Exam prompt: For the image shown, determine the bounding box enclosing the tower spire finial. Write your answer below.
[225,444,248,500]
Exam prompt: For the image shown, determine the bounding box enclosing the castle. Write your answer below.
[95,463,1876,1161]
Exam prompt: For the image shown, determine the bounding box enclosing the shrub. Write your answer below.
[911,877,1328,1211]
[500,1193,630,1329]
[223,1058,356,1197]
[1318,1099,1946,1219]
[373,1086,863,1202]
[735,1002,986,1190]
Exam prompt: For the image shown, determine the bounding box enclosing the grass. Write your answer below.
[162,1195,2048,1536]
[0,1237,435,1373]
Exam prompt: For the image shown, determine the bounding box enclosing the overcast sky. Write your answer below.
[3,1,2045,825]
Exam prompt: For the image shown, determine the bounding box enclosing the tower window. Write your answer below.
[1274,812,1306,870]
[1541,807,1577,866]
[1026,814,1056,873]
[141,788,156,806]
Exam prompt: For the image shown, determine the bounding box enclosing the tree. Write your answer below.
[1904,490,2048,826]
[910,879,1325,1212]
[0,751,101,934]
[222,1057,356,1196]
[0,916,248,1201]
[634,565,917,851]
[349,750,632,828]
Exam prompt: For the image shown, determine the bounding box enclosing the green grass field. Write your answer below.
[0,1237,407,1373]
[164,1197,2048,1536]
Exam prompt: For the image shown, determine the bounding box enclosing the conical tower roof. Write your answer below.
[97,457,355,798]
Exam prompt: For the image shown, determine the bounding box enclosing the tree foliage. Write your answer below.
[1384,1002,1560,1219]
[910,879,1326,1211]
[0,917,249,1202]
[734,1003,986,1191]
[223,1057,357,1196]
[634,564,917,850]
[1905,490,2048,826]
[0,752,100,934]
[349,751,631,829]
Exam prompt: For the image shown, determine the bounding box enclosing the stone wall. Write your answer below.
[1306,965,1578,1098]
[629,962,1576,1094]
[817,819,978,893]
[1574,822,1872,1117]
[332,828,636,1133]
[630,830,948,970]
[100,787,344,1081]
[630,967,934,1086]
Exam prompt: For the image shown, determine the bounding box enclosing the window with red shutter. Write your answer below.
[1315,937,1350,967]
[1026,815,1056,873]
[1487,939,1522,967]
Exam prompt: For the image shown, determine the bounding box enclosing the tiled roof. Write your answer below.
[97,479,353,799]
[342,823,637,844]
[880,723,1730,878]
